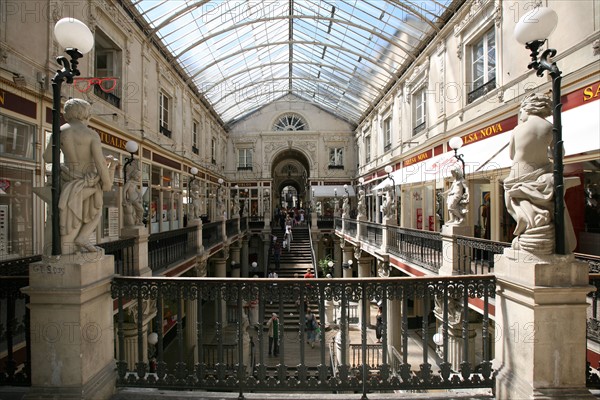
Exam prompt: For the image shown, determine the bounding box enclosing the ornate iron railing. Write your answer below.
[577,253,600,273]
[360,221,383,246]
[148,227,198,273]
[587,274,600,387]
[248,216,264,230]
[225,219,238,238]
[345,218,357,238]
[0,255,41,276]
[455,236,509,275]
[111,275,495,395]
[0,276,30,386]
[388,227,442,273]
[98,237,136,276]
[467,78,496,104]
[202,221,223,251]
[317,216,334,229]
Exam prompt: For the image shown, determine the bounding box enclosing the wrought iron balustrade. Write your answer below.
[334,217,342,231]
[248,216,264,230]
[202,221,223,251]
[360,221,383,246]
[0,276,30,386]
[148,226,198,273]
[98,237,136,275]
[226,219,238,238]
[455,236,509,275]
[0,255,41,276]
[388,227,442,273]
[111,275,495,395]
[317,216,334,229]
[345,218,357,237]
[587,273,600,387]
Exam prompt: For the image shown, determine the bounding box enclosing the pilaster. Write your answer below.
[439,224,472,276]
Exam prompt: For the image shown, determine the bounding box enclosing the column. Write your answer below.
[357,256,372,328]
[230,244,241,278]
[185,298,198,364]
[341,245,353,279]
[241,239,249,277]
[25,253,115,400]
[494,250,594,399]
[387,298,402,352]
[213,258,228,328]
[489,176,501,242]
[333,237,342,277]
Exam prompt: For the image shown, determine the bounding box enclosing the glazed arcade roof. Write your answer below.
[126,0,462,127]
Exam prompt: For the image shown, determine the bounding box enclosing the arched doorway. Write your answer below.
[270,149,311,213]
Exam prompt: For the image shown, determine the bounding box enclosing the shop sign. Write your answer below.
[0,89,36,119]
[403,150,432,167]
[583,82,600,102]
[95,129,129,151]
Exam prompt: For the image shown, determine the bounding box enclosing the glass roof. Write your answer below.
[128,0,461,127]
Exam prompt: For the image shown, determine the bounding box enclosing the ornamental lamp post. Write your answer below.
[123,140,139,183]
[50,18,94,256]
[514,6,565,255]
[448,136,465,173]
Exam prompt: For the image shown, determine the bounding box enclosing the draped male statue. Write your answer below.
[504,92,578,254]
[43,98,117,254]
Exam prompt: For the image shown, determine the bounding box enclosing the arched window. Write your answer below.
[273,113,308,131]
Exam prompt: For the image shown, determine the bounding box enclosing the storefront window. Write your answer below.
[0,115,35,160]
[0,165,34,258]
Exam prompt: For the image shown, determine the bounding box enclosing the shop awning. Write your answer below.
[312,185,355,197]
[371,99,599,191]
[484,100,600,168]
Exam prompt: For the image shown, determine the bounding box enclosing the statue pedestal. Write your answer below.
[24,252,116,400]
[494,249,594,399]
[439,224,471,276]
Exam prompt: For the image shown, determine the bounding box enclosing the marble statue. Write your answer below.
[43,98,117,254]
[443,166,469,226]
[263,191,270,215]
[382,185,395,220]
[342,196,350,217]
[189,179,202,219]
[334,198,340,216]
[123,168,144,227]
[357,189,366,218]
[316,201,322,215]
[504,92,578,254]
[233,192,241,216]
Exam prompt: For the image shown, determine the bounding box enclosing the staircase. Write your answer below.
[263,225,318,329]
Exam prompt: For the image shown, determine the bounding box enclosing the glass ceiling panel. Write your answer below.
[130,0,459,126]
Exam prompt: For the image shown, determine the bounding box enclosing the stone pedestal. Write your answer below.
[439,224,472,276]
[494,249,594,399]
[356,215,367,242]
[24,252,116,400]
[188,218,203,250]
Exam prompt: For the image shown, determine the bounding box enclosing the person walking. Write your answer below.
[273,240,282,270]
[305,308,317,348]
[266,313,279,356]
[375,306,383,343]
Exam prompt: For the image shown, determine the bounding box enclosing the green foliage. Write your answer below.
[318,256,334,277]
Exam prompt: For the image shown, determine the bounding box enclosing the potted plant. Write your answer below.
[318,256,334,277]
